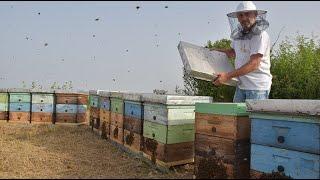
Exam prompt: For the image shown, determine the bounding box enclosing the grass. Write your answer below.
[0,121,193,179]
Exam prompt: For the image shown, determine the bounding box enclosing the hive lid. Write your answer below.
[7,88,31,93]
[0,88,8,92]
[30,89,54,93]
[110,91,125,99]
[195,103,248,116]
[122,92,143,102]
[89,90,98,95]
[178,41,238,86]
[246,99,320,116]
[141,93,213,105]
[98,90,111,97]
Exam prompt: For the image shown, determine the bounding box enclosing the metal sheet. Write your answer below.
[30,89,54,93]
[178,41,238,86]
[89,90,98,95]
[110,91,124,99]
[141,93,212,105]
[122,92,142,102]
[246,99,320,116]
[97,90,111,97]
[7,88,30,92]
[0,88,7,92]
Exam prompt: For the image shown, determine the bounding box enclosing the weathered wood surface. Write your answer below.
[89,95,99,108]
[0,103,8,111]
[55,93,78,104]
[100,109,111,124]
[251,144,320,179]
[90,107,100,118]
[31,112,53,122]
[123,129,143,153]
[0,111,8,120]
[56,104,78,114]
[0,93,8,103]
[32,103,54,113]
[76,113,87,123]
[99,97,110,110]
[195,112,250,140]
[56,113,77,123]
[143,120,195,144]
[195,103,248,116]
[251,118,320,154]
[9,112,30,122]
[142,137,194,163]
[32,94,54,104]
[144,103,195,125]
[77,105,87,113]
[124,116,142,134]
[141,93,212,105]
[195,133,250,165]
[77,94,88,105]
[194,155,250,179]
[124,101,143,119]
[111,98,124,114]
[9,103,30,112]
[9,93,31,103]
[110,112,124,128]
[110,124,123,145]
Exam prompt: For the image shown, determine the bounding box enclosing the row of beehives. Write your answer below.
[88,90,213,168]
[0,88,88,123]
[194,100,319,179]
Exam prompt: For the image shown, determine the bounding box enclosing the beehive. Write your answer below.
[76,90,89,123]
[8,88,31,123]
[142,94,212,168]
[110,91,124,145]
[97,90,111,138]
[0,88,9,121]
[55,90,79,123]
[31,89,55,123]
[122,92,144,154]
[194,103,251,179]
[89,90,100,129]
[246,99,320,179]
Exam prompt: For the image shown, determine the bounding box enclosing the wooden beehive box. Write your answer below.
[97,90,111,138]
[31,90,54,123]
[109,91,125,144]
[7,89,31,122]
[89,90,100,128]
[122,92,144,153]
[194,103,250,179]
[246,99,320,179]
[0,88,8,120]
[142,94,212,167]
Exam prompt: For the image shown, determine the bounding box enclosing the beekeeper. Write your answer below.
[212,1,272,102]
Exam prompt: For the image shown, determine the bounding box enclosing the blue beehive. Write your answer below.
[246,99,320,179]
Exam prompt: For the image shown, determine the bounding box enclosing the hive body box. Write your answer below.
[89,90,100,129]
[247,99,320,179]
[142,94,212,168]
[0,89,8,120]
[97,90,111,138]
[31,90,55,123]
[110,92,125,145]
[8,89,31,123]
[194,103,251,179]
[123,92,144,154]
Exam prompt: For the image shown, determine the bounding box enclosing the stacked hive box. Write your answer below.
[194,103,251,179]
[89,90,100,129]
[76,91,89,123]
[0,88,8,121]
[247,99,320,179]
[110,92,124,145]
[8,88,31,123]
[123,92,144,154]
[97,90,111,138]
[142,94,212,168]
[31,90,55,123]
[55,90,79,123]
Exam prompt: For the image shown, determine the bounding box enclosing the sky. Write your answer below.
[1,1,319,93]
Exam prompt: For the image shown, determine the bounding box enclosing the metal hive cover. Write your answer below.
[0,88,7,92]
[122,92,143,102]
[98,90,111,97]
[110,91,124,99]
[246,99,320,116]
[89,90,98,95]
[30,89,54,93]
[141,93,213,105]
[7,88,31,92]
[178,41,238,86]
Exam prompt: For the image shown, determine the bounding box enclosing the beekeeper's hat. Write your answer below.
[227,1,267,18]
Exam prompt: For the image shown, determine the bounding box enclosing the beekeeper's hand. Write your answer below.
[212,72,231,86]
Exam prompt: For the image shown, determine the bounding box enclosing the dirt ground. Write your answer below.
[0,121,194,179]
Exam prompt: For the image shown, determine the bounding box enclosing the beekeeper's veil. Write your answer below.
[227,1,269,40]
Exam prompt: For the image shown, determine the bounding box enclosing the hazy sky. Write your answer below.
[1,1,319,93]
